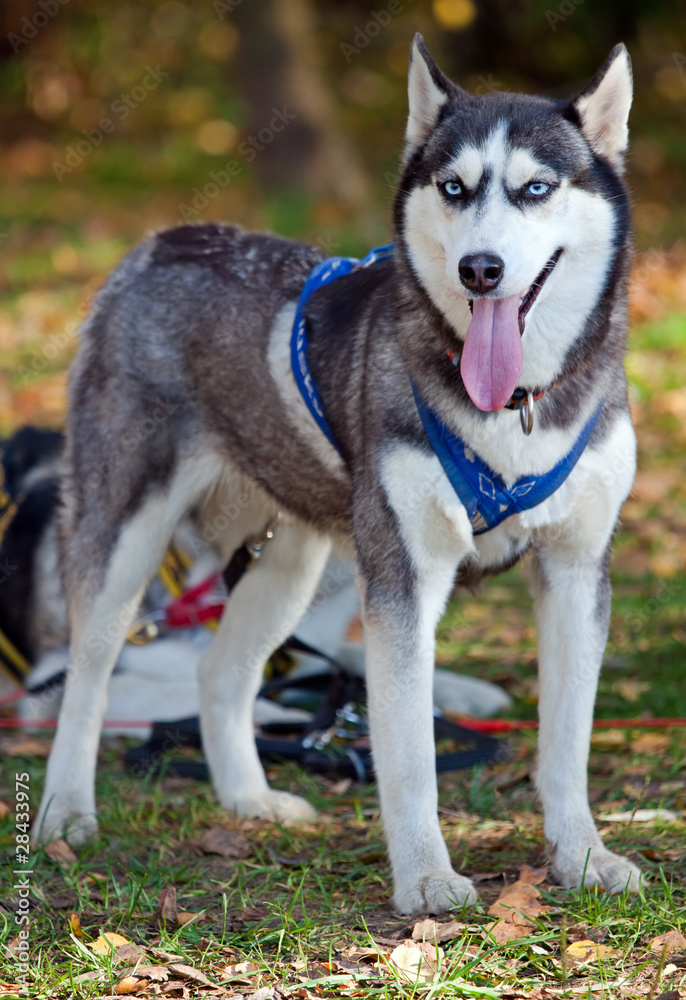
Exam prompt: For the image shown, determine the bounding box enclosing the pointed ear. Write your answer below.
[571,43,633,169]
[404,34,456,164]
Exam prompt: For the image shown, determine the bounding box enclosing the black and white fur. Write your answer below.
[35,37,641,912]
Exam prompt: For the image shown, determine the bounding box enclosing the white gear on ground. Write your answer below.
[20,555,510,736]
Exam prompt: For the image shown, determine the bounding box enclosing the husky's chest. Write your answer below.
[379,409,636,578]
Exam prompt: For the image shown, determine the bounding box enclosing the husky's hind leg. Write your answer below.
[198,520,330,822]
[33,456,219,846]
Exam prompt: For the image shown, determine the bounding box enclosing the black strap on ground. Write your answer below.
[125,542,511,781]
[123,671,511,783]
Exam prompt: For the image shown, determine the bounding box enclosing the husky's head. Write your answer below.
[396,36,633,411]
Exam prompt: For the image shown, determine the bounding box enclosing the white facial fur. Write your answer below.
[403,123,617,389]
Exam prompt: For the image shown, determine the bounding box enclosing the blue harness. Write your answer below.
[290,244,603,535]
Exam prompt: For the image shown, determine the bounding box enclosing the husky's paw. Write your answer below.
[554,846,644,894]
[32,806,98,847]
[233,790,317,823]
[393,871,478,914]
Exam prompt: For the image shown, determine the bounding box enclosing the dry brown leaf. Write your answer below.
[86,872,107,885]
[45,838,78,864]
[484,919,532,944]
[389,942,442,984]
[74,970,106,983]
[247,989,281,1000]
[650,930,686,955]
[154,886,178,927]
[5,932,28,957]
[489,881,550,926]
[116,942,149,964]
[631,732,671,754]
[176,910,204,926]
[198,826,252,859]
[221,960,259,977]
[411,918,466,943]
[590,730,627,750]
[0,800,9,819]
[613,679,651,702]
[7,736,52,757]
[518,865,548,885]
[149,948,187,963]
[469,822,515,848]
[168,963,215,986]
[565,939,618,964]
[340,944,383,963]
[92,931,131,957]
[121,966,170,982]
[69,912,84,940]
[114,975,148,995]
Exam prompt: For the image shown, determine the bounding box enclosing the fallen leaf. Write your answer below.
[7,736,52,757]
[565,939,618,964]
[484,919,533,943]
[329,778,353,795]
[86,872,107,885]
[92,931,131,957]
[613,679,651,702]
[5,932,28,957]
[518,865,548,885]
[389,942,442,984]
[650,930,686,955]
[591,730,627,750]
[168,963,215,986]
[114,975,148,995]
[149,948,187,963]
[120,966,170,982]
[469,822,516,848]
[599,808,679,822]
[653,990,681,1000]
[411,918,466,943]
[489,883,549,925]
[69,912,84,939]
[154,886,178,927]
[0,800,9,819]
[248,989,281,1000]
[198,826,252,859]
[74,970,106,983]
[631,732,671,754]
[221,960,259,977]
[116,941,149,964]
[340,945,383,963]
[45,839,78,864]
[176,910,204,926]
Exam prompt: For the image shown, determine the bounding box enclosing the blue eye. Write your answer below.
[442,179,462,198]
[527,181,551,197]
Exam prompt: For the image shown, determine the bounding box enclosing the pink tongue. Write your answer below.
[460,296,523,411]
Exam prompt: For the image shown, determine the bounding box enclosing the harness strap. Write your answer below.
[291,244,393,451]
[413,384,604,535]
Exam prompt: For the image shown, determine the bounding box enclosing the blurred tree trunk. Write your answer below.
[232,0,370,211]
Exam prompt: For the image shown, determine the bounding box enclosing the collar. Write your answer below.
[446,349,556,435]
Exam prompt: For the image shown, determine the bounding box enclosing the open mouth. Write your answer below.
[517,247,563,333]
[460,248,564,412]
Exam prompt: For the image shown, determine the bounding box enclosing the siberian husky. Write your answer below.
[35,36,642,912]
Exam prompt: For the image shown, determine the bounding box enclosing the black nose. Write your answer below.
[458,253,504,294]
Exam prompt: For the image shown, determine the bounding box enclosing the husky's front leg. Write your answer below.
[364,594,477,913]
[532,536,643,893]
[357,454,478,913]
